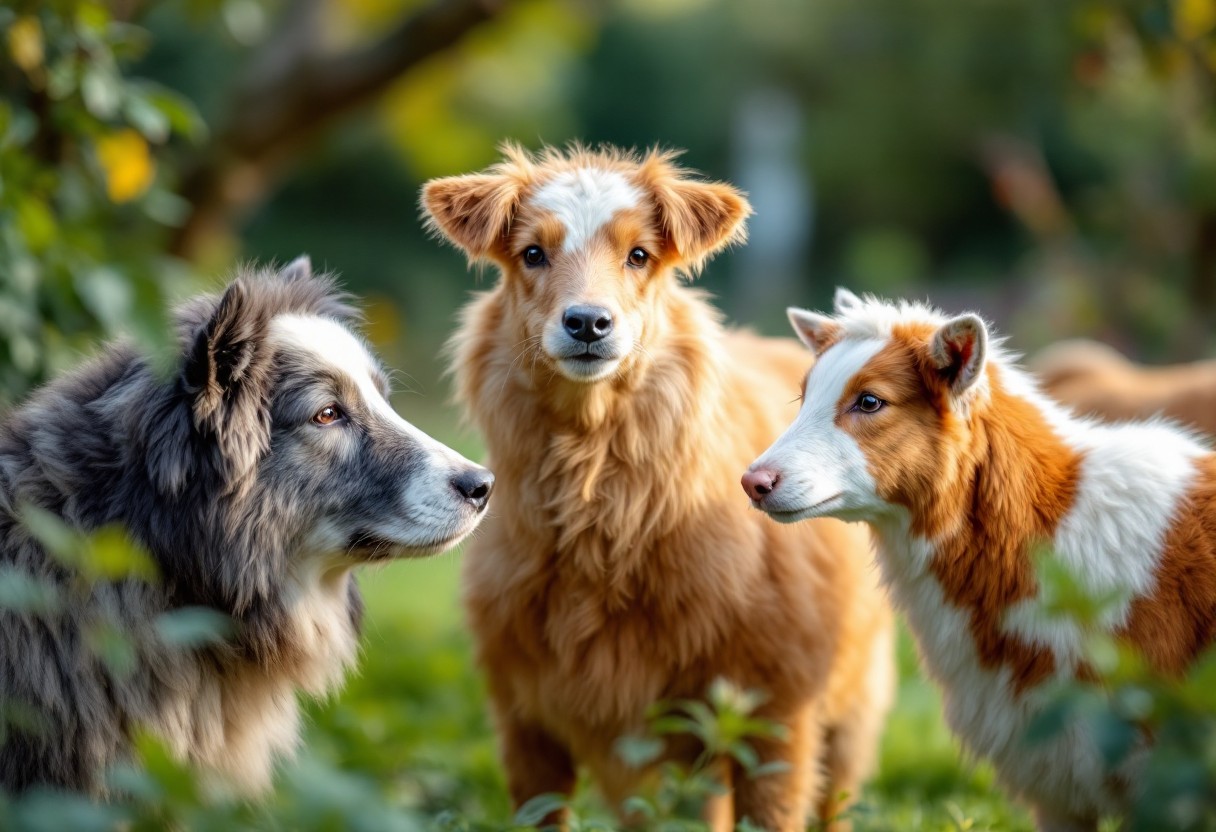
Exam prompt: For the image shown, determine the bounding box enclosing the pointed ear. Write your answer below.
[929,314,989,395]
[280,255,311,282]
[181,280,273,481]
[421,173,525,260]
[833,287,863,314]
[787,307,841,356]
[639,153,751,273]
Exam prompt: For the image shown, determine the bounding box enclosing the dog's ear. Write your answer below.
[638,152,752,274]
[834,287,864,314]
[787,307,841,356]
[182,279,273,482]
[421,173,525,260]
[929,313,989,398]
[279,255,312,282]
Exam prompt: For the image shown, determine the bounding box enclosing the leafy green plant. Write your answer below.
[1022,551,1216,831]
[0,1,205,405]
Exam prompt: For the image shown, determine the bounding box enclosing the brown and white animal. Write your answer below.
[422,146,893,832]
[743,289,1216,831]
[1032,338,1216,437]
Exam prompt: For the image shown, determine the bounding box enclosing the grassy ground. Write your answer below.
[296,402,1036,831]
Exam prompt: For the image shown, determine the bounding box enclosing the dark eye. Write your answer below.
[523,246,546,267]
[312,404,345,426]
[855,394,884,414]
[627,248,649,268]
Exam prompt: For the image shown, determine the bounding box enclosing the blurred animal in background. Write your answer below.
[1031,339,1216,437]
[0,259,494,795]
[744,290,1216,832]
[424,145,893,832]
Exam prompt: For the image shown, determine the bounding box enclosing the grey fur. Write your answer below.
[0,261,491,794]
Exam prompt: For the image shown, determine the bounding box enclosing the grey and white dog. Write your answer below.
[0,259,493,795]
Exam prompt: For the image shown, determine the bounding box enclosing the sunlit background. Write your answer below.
[5,0,1216,828]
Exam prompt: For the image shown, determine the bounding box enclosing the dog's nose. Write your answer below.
[563,305,614,343]
[452,467,495,511]
[741,469,778,502]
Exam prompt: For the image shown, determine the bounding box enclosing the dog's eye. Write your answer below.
[523,246,547,267]
[855,394,884,414]
[627,248,649,268]
[312,404,345,426]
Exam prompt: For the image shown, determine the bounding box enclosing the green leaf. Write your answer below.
[82,67,122,119]
[123,93,170,144]
[86,525,158,582]
[649,715,701,737]
[614,734,664,768]
[85,619,138,680]
[141,87,208,143]
[620,796,656,820]
[0,565,62,615]
[512,793,568,827]
[749,760,792,779]
[726,740,759,772]
[154,607,234,649]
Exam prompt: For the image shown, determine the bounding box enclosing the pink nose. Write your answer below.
[741,469,778,502]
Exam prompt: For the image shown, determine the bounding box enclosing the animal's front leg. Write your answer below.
[731,704,822,832]
[499,716,577,825]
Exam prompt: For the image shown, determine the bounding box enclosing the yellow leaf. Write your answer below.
[1175,0,1216,40]
[7,16,44,74]
[96,129,156,203]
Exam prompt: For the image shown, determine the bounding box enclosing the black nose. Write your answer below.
[452,467,495,510]
[563,305,614,343]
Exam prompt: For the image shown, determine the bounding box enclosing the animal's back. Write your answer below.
[1033,338,1216,436]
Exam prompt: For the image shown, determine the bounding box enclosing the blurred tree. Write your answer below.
[169,0,506,260]
[0,0,510,407]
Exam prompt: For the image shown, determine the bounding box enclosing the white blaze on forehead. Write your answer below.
[271,314,386,410]
[269,314,455,457]
[799,337,889,425]
[531,167,644,253]
[752,336,888,517]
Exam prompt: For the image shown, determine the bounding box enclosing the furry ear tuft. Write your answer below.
[929,313,988,396]
[787,308,840,356]
[638,152,751,274]
[421,173,525,260]
[834,287,863,314]
[280,255,312,282]
[182,279,273,482]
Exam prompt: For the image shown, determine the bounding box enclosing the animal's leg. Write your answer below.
[499,717,577,825]
[816,628,896,831]
[702,758,734,832]
[732,703,822,832]
[1032,805,1100,832]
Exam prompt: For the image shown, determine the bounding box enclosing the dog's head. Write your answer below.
[422,145,750,385]
[160,258,493,563]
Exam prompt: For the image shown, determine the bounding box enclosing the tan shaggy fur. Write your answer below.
[1031,338,1216,437]
[422,145,893,832]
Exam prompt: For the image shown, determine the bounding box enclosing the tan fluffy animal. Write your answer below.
[422,145,893,832]
[1031,338,1216,436]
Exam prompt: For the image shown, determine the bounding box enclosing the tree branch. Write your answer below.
[170,0,505,259]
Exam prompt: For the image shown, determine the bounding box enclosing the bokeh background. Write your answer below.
[5,1,1216,829]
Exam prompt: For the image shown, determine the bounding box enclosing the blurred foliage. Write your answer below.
[1024,554,1216,832]
[0,0,204,404]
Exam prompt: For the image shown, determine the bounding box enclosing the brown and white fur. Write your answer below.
[744,288,1216,831]
[1032,338,1216,438]
[422,146,894,832]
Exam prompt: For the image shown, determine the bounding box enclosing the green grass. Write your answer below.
[304,551,1036,832]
